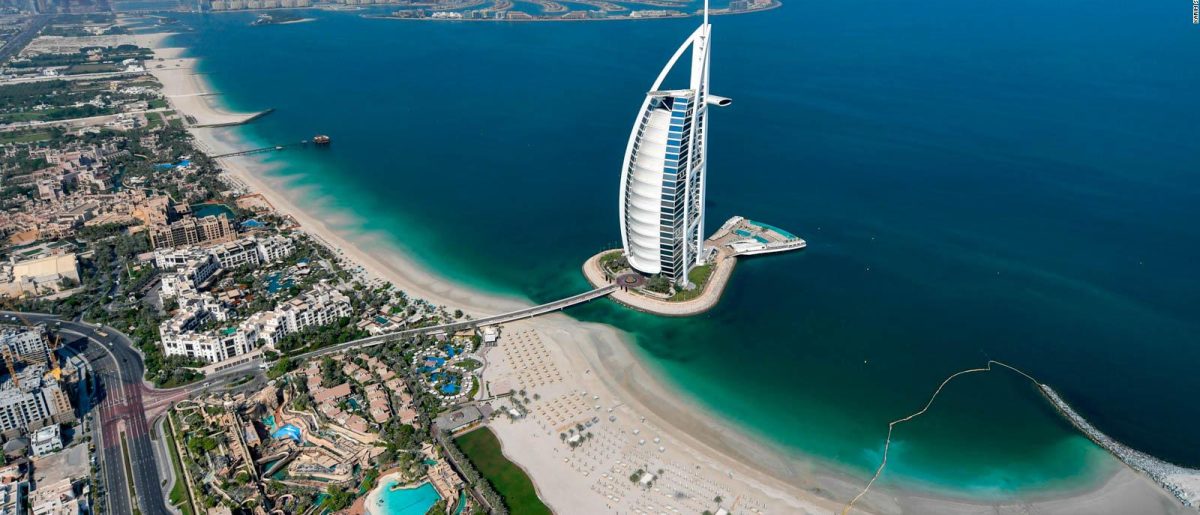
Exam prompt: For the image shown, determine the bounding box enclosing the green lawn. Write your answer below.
[144,111,163,128]
[163,414,194,515]
[0,130,52,144]
[454,428,550,515]
[670,263,714,302]
[66,63,121,74]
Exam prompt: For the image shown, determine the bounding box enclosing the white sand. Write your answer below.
[141,32,1191,515]
[363,471,396,515]
[132,33,266,127]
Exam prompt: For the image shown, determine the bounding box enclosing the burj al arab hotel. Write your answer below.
[618,5,731,287]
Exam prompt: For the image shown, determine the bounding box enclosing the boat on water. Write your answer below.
[252,13,305,26]
[312,134,331,145]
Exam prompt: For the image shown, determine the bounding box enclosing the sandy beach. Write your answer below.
[138,31,1192,515]
[362,471,404,515]
[132,33,268,127]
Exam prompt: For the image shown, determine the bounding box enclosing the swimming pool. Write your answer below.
[749,220,798,240]
[369,480,440,515]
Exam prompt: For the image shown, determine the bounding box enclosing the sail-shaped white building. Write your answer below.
[618,5,731,286]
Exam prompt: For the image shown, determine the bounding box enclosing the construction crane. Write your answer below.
[46,334,62,381]
[1,348,17,389]
[10,312,62,381]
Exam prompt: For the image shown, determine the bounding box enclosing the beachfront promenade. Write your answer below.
[292,283,618,361]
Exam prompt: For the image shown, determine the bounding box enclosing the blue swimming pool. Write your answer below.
[272,424,302,442]
[370,480,440,515]
[749,220,798,240]
[265,272,294,294]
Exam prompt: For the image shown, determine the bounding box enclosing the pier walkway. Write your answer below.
[210,142,298,159]
[291,284,617,361]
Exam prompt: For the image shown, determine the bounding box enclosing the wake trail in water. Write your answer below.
[841,360,1200,514]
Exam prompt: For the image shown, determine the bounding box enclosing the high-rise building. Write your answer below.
[618,4,731,286]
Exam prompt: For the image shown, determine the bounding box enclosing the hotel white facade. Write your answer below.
[619,6,730,286]
[161,284,350,363]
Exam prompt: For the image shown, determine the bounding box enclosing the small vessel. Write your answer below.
[312,134,331,145]
[251,14,274,26]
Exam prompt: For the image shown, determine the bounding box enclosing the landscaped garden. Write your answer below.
[454,428,551,515]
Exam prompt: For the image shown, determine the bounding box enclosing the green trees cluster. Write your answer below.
[644,274,672,294]
[266,357,296,380]
[274,316,366,355]
[319,356,340,388]
[440,432,508,515]
[319,485,355,512]
[186,436,217,456]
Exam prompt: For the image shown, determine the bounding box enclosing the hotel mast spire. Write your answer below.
[617,1,731,286]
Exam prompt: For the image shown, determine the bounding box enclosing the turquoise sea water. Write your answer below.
[161,0,1200,499]
[371,480,440,515]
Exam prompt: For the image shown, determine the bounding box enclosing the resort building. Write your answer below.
[618,5,730,285]
[155,235,295,299]
[149,214,235,250]
[161,284,350,363]
[276,286,352,333]
[208,234,293,269]
[157,249,221,298]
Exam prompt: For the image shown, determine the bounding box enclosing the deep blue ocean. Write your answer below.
[161,0,1200,498]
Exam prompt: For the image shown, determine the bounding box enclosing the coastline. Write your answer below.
[582,249,735,316]
[141,30,1193,515]
[362,471,402,514]
[131,33,271,127]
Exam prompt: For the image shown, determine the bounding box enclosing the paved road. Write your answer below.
[2,312,169,515]
[0,15,49,63]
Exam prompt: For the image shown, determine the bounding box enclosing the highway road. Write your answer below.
[3,312,169,515]
[0,15,49,63]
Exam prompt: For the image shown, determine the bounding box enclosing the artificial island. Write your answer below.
[206,0,778,23]
[582,5,805,316]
